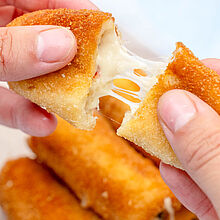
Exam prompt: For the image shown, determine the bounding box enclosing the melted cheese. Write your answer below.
[86,27,167,114]
[164,197,175,220]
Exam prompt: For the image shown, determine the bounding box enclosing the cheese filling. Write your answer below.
[153,197,175,220]
[86,27,168,114]
[164,197,175,220]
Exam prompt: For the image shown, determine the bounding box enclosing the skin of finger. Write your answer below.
[0,6,24,26]
[160,163,218,219]
[0,0,97,11]
[0,25,76,81]
[202,59,220,74]
[0,5,15,26]
[0,86,57,136]
[0,0,6,6]
[158,90,220,217]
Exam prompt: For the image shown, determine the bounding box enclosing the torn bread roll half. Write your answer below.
[117,44,220,169]
[8,9,220,169]
[8,9,114,130]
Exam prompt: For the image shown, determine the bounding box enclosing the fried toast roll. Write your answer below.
[0,158,100,220]
[8,9,114,130]
[99,96,129,130]
[174,206,197,220]
[99,96,160,166]
[28,115,180,220]
[118,43,220,169]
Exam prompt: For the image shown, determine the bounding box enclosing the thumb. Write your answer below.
[0,26,76,81]
[158,89,220,215]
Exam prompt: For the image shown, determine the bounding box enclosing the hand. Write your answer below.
[158,59,220,219]
[0,0,97,136]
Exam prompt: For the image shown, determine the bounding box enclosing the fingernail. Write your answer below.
[158,91,197,132]
[37,28,75,63]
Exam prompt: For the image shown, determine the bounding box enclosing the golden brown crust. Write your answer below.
[99,96,129,130]
[0,158,100,220]
[118,42,220,169]
[99,96,161,166]
[170,42,220,112]
[8,9,114,129]
[174,206,198,220]
[28,115,181,220]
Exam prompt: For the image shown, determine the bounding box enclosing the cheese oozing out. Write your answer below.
[153,197,175,220]
[86,24,168,115]
[164,197,175,220]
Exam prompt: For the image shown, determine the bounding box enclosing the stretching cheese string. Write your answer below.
[110,69,149,110]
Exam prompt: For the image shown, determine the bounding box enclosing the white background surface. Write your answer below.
[93,0,220,59]
[0,0,220,218]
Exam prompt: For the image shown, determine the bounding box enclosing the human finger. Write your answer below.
[0,26,76,81]
[202,58,220,74]
[0,87,57,136]
[160,162,218,219]
[158,89,220,218]
[0,6,15,26]
[0,0,97,11]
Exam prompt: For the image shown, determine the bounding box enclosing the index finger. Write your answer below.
[0,0,97,11]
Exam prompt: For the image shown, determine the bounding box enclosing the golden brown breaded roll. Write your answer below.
[99,96,129,130]
[175,206,198,220]
[117,42,220,169]
[8,9,114,130]
[0,158,100,220]
[99,96,161,166]
[28,115,181,220]
[99,97,198,219]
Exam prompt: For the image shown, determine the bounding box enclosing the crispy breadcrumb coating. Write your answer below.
[0,158,100,220]
[118,42,220,169]
[8,9,114,130]
[28,115,181,220]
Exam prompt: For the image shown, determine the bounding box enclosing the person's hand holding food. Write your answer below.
[0,0,96,136]
[159,59,220,219]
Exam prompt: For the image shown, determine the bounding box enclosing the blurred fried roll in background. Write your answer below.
[175,206,197,220]
[99,96,129,130]
[28,115,181,220]
[99,95,160,166]
[0,158,100,220]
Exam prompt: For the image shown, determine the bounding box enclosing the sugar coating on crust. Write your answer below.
[118,42,220,169]
[8,9,113,129]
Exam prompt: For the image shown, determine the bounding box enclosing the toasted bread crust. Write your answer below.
[8,9,113,129]
[99,96,161,166]
[99,96,130,130]
[0,158,100,220]
[28,115,180,220]
[118,42,220,169]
